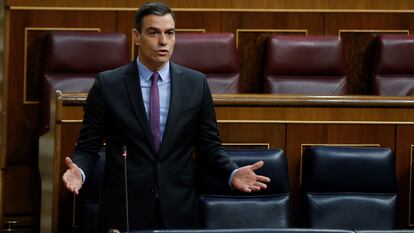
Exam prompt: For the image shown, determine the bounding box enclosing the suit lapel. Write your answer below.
[159,62,183,156]
[123,61,156,155]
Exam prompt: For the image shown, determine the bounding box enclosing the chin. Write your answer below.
[154,57,170,64]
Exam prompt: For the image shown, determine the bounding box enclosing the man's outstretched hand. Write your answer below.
[62,157,83,195]
[231,161,271,193]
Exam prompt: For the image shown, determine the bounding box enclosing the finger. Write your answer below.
[69,183,80,195]
[243,186,252,193]
[249,161,264,171]
[256,175,271,183]
[69,185,77,194]
[65,157,77,169]
[249,185,261,191]
[254,182,268,189]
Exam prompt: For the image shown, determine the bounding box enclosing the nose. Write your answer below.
[158,33,167,45]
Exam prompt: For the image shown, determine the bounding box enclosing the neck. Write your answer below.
[138,57,167,72]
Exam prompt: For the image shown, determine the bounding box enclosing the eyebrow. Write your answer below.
[145,27,175,32]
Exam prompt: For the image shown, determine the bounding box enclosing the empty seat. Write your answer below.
[373,34,414,96]
[301,146,398,230]
[40,31,129,134]
[171,33,240,93]
[198,149,293,229]
[264,35,348,95]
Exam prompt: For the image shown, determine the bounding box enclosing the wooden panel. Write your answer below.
[396,125,414,226]
[4,165,40,214]
[175,12,222,32]
[222,12,323,33]
[1,5,9,231]
[5,0,414,10]
[216,106,414,122]
[325,13,413,34]
[218,123,286,149]
[116,11,135,61]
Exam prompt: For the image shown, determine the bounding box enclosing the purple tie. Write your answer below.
[150,72,161,152]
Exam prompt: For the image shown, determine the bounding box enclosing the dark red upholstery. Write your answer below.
[40,31,129,134]
[373,34,414,96]
[171,33,240,93]
[264,36,348,95]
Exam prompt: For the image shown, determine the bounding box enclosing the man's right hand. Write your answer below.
[62,157,83,195]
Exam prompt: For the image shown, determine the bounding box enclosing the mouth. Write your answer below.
[157,49,169,56]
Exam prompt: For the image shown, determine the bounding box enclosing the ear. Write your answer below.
[133,28,140,46]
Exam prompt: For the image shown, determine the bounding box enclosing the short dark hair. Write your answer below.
[135,2,176,32]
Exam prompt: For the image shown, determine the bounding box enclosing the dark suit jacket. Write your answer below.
[72,61,238,232]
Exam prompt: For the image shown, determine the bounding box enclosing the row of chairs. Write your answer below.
[175,33,414,96]
[76,146,398,232]
[39,31,414,134]
[264,34,414,96]
[41,31,414,95]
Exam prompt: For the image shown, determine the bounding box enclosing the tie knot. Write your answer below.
[151,72,159,85]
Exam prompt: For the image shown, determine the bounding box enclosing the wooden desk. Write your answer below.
[39,91,414,233]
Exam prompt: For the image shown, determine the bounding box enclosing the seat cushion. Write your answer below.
[200,195,293,228]
[304,194,398,229]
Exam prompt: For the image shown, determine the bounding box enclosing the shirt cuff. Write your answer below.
[79,167,86,183]
[228,168,238,188]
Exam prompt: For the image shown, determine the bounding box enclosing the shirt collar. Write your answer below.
[136,57,170,82]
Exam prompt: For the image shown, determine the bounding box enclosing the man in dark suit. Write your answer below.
[62,2,270,232]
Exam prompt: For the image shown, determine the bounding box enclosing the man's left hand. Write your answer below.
[231,161,271,193]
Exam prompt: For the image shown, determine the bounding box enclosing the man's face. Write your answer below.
[134,14,175,71]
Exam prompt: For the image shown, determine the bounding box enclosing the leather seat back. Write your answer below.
[199,149,293,229]
[302,146,398,230]
[264,36,348,95]
[171,33,240,93]
[373,34,414,95]
[40,31,129,134]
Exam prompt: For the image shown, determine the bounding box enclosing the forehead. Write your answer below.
[141,14,175,30]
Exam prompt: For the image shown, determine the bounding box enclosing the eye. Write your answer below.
[146,29,158,36]
[166,30,175,36]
